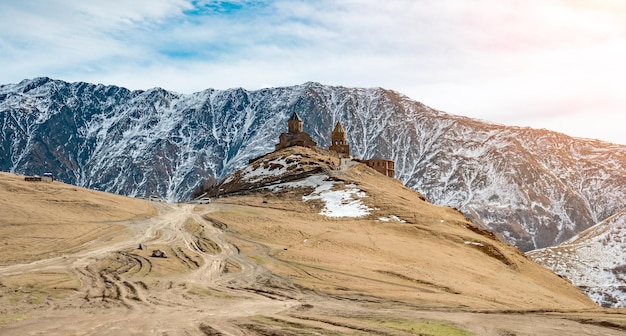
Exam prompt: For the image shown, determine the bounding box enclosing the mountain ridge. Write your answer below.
[1,77,625,252]
[529,207,626,307]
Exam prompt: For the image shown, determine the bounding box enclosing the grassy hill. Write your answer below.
[1,149,625,335]
[0,172,156,265]
[204,147,594,310]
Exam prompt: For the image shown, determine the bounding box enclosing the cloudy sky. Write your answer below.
[1,0,625,145]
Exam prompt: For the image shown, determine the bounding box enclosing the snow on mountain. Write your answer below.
[1,77,625,252]
[528,209,626,307]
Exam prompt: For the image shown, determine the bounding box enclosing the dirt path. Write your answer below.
[0,203,301,335]
[2,203,626,335]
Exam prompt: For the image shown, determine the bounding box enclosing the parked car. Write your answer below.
[193,197,211,204]
[148,195,164,202]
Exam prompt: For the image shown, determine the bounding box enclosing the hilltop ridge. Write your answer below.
[196,146,595,310]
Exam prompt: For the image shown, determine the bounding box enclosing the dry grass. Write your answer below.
[208,150,594,311]
[1,150,626,335]
[0,172,156,265]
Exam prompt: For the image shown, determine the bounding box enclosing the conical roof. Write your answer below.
[333,121,345,133]
[289,111,302,121]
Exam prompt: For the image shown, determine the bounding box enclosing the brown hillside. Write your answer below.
[208,147,594,310]
[0,172,156,265]
[2,153,626,336]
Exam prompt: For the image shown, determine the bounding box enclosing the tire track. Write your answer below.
[0,202,304,335]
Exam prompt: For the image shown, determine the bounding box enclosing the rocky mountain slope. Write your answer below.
[1,77,625,251]
[4,148,619,336]
[528,208,626,308]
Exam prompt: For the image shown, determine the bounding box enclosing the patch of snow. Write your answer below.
[268,174,371,218]
[379,215,406,223]
[464,241,484,247]
[308,187,370,218]
[241,156,299,183]
[222,174,235,184]
[267,174,328,192]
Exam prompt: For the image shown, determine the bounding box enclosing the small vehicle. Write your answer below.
[193,197,211,204]
[148,195,164,202]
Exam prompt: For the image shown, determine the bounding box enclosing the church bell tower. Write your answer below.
[329,121,350,157]
[288,111,303,133]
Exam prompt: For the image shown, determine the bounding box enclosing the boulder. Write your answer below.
[151,249,167,258]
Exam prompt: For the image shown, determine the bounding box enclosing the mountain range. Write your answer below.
[1,77,625,252]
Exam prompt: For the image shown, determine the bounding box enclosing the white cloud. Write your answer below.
[0,0,190,79]
[1,0,625,144]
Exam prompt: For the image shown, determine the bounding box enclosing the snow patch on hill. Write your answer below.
[268,174,371,218]
[379,215,406,223]
[239,155,301,183]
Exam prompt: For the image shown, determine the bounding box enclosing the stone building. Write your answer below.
[362,159,395,178]
[273,114,395,178]
[328,121,350,158]
[275,112,317,151]
[327,120,395,177]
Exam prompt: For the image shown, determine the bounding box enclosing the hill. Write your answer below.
[529,209,626,308]
[1,77,625,252]
[202,147,596,310]
[2,148,625,335]
[0,171,155,265]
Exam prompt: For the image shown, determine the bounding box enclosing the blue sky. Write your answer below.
[1,0,625,145]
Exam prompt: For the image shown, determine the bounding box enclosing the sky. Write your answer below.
[1,0,625,145]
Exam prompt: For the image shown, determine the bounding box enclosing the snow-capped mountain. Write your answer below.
[1,77,625,251]
[528,209,626,307]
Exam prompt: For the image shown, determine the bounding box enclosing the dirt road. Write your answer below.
[2,202,626,335]
[0,203,302,335]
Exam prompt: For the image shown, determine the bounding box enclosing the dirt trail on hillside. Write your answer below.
[0,203,303,335]
[2,203,626,335]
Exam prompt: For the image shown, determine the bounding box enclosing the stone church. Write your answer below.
[328,121,350,158]
[274,112,394,178]
[275,112,317,151]
[327,120,394,177]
